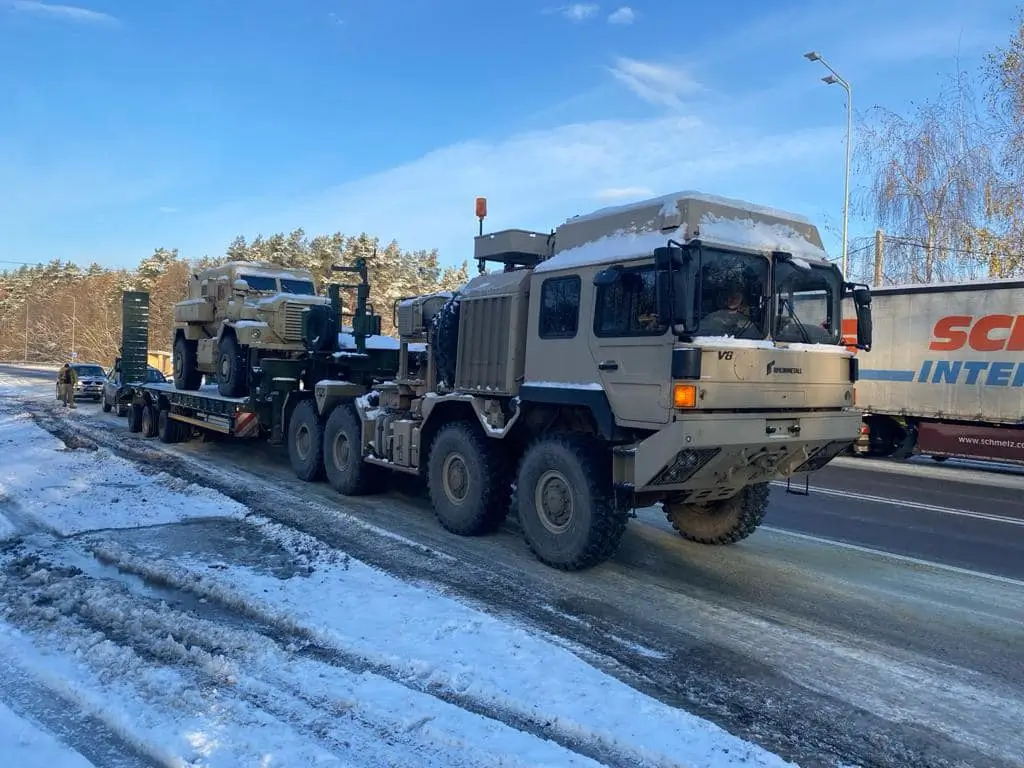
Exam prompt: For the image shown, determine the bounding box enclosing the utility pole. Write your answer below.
[874,229,885,286]
[24,302,28,363]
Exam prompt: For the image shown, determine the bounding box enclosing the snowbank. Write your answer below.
[0,411,247,539]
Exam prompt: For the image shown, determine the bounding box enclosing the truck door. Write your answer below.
[588,263,673,425]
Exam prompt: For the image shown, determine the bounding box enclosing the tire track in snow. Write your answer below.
[0,652,167,768]
[0,548,600,768]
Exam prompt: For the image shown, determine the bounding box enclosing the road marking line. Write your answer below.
[761,526,1024,588]
[770,481,1024,527]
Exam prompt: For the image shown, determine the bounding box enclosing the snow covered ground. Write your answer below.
[0,372,796,768]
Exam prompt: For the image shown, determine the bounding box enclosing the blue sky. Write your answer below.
[0,0,1018,272]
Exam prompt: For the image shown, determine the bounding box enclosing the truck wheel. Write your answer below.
[664,482,769,545]
[288,399,325,482]
[127,403,144,433]
[173,336,203,391]
[101,391,112,413]
[427,420,511,536]
[217,334,247,398]
[323,403,381,495]
[431,296,460,388]
[516,433,626,570]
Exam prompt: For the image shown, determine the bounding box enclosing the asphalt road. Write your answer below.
[0,363,59,381]
[5,370,1024,767]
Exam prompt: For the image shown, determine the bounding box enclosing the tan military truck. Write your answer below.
[279,191,874,571]
[172,261,330,397]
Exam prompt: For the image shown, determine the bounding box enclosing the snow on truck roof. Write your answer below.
[533,190,829,274]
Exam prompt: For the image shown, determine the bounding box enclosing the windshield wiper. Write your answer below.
[779,297,812,344]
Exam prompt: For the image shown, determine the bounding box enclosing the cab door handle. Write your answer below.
[598,360,619,371]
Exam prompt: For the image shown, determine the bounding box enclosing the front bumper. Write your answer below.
[74,381,104,398]
[614,409,862,501]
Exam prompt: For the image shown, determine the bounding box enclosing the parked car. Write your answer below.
[101,364,167,416]
[56,362,108,402]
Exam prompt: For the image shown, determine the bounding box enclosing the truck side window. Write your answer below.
[538,276,581,339]
[594,265,666,337]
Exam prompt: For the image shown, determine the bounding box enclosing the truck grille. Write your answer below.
[284,304,305,341]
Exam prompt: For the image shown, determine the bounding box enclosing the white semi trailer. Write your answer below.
[844,277,1024,464]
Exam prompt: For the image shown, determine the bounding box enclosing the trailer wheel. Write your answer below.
[664,482,769,545]
[323,403,381,495]
[427,420,511,536]
[157,408,183,443]
[516,433,627,570]
[217,333,247,398]
[127,402,144,433]
[288,399,325,482]
[140,403,159,438]
[173,335,203,391]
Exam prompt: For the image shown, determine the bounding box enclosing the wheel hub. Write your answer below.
[332,432,350,468]
[535,469,573,534]
[295,424,310,458]
[441,453,469,505]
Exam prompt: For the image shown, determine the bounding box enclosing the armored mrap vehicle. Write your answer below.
[172,261,329,397]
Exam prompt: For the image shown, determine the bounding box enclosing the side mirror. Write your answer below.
[232,278,250,294]
[593,266,622,287]
[846,283,873,351]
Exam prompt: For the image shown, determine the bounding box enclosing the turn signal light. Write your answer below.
[673,382,697,408]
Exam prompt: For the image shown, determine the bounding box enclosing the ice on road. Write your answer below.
[0,381,793,767]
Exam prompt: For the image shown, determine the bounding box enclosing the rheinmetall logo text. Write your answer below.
[766,360,803,375]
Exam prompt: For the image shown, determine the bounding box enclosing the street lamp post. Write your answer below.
[804,51,852,279]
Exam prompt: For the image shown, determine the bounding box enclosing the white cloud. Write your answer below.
[607,6,635,24]
[559,3,599,22]
[608,57,701,109]
[2,0,119,25]
[197,114,842,268]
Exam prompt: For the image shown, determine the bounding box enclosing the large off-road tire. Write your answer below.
[323,402,382,495]
[216,333,247,398]
[427,420,512,536]
[288,399,325,482]
[157,408,187,444]
[431,295,460,389]
[127,402,144,433]
[664,482,770,545]
[173,335,203,391]
[516,433,627,570]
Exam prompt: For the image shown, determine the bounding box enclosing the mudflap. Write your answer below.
[613,483,639,518]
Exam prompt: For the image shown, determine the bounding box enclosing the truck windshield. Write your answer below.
[280,279,316,295]
[238,274,278,292]
[772,260,843,344]
[74,365,105,377]
[696,248,770,339]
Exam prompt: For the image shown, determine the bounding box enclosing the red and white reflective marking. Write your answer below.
[234,410,260,438]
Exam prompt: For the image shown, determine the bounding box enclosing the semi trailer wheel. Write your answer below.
[127,403,144,433]
[663,482,769,545]
[427,420,511,536]
[515,433,627,570]
[157,408,187,444]
[288,399,325,482]
[323,403,381,495]
[140,403,159,438]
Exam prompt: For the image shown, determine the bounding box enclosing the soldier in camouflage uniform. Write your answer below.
[57,363,77,409]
